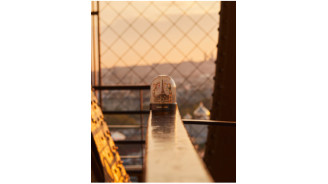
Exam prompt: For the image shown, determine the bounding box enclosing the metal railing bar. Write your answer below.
[182,119,236,126]
[125,165,143,170]
[93,85,150,90]
[108,125,146,129]
[139,89,144,170]
[126,170,143,174]
[120,155,143,159]
[125,165,143,174]
[103,110,149,115]
[115,140,145,145]
[96,1,102,108]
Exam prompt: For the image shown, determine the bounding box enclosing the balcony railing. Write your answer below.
[145,107,214,182]
[92,85,236,182]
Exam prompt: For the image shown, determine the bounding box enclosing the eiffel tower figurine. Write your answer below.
[150,75,177,112]
[159,79,168,103]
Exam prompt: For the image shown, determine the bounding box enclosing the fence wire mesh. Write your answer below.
[92,1,220,159]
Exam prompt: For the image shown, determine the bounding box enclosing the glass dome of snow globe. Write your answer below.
[150,75,177,111]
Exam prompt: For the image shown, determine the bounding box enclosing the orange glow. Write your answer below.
[92,1,220,68]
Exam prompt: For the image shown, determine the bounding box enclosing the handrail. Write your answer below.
[93,85,150,90]
[182,119,236,126]
[145,107,214,182]
[106,120,234,130]
[108,125,145,129]
[115,140,145,145]
[102,110,149,115]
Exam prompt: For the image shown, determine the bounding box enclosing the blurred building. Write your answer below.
[193,102,210,120]
[111,131,126,141]
[183,113,192,119]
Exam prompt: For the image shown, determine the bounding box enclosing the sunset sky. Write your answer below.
[92,1,220,68]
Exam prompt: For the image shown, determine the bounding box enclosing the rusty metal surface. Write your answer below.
[204,1,236,182]
[91,90,130,182]
[145,108,213,182]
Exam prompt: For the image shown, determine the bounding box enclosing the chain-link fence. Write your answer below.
[92,0,220,163]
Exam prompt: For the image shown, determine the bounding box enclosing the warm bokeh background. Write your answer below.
[91,2,221,181]
[92,1,220,68]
